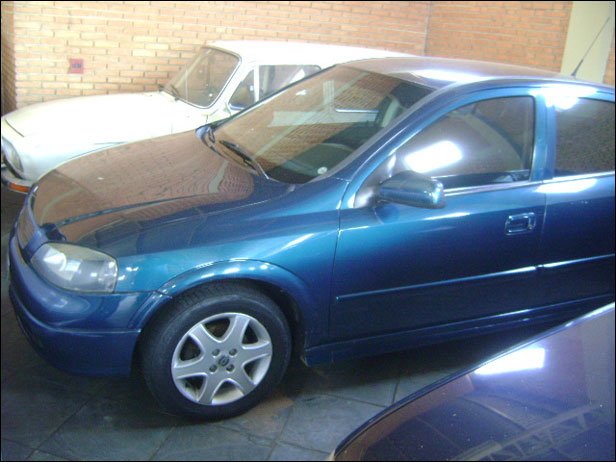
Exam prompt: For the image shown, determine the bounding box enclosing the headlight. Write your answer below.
[1,137,23,172]
[31,243,118,293]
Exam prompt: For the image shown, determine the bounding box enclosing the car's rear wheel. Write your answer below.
[141,283,291,420]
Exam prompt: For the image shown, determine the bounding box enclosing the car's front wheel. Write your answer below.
[141,283,291,420]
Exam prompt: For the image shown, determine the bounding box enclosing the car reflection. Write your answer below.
[335,304,615,461]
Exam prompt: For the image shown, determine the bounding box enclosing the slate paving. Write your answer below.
[1,186,555,461]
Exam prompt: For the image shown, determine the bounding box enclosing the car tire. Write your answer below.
[141,282,291,420]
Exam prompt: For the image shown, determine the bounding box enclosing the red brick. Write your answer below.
[426,1,573,72]
[3,0,597,111]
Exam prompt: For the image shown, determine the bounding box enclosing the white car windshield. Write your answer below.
[165,47,239,107]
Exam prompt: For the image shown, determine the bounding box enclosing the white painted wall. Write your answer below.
[560,1,615,83]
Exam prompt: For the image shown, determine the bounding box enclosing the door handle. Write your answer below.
[505,212,536,235]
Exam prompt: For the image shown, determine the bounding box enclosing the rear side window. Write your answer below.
[555,98,615,176]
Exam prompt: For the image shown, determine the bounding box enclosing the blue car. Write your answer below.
[333,303,615,461]
[8,57,615,419]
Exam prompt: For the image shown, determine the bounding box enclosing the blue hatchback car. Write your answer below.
[8,57,615,419]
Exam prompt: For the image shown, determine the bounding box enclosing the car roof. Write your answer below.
[206,40,411,66]
[345,56,614,90]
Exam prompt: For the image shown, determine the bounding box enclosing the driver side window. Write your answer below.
[259,64,321,99]
[356,96,535,206]
[229,71,256,110]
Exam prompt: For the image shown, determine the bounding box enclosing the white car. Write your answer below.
[1,40,410,192]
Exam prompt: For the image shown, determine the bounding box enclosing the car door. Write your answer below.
[537,89,615,307]
[330,90,548,340]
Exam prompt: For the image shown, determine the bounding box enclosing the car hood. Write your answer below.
[5,92,180,143]
[31,131,288,248]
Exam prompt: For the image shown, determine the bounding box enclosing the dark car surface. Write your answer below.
[8,57,615,419]
[334,303,615,461]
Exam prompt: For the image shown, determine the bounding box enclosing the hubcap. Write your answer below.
[171,312,273,406]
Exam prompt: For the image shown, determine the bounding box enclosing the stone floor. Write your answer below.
[1,186,559,461]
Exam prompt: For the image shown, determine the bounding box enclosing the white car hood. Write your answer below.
[5,91,182,143]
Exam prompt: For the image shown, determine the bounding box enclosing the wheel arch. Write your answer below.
[131,260,323,362]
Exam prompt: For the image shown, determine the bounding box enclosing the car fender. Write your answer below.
[129,259,323,348]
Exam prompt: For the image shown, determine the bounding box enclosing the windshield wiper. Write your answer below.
[219,139,268,179]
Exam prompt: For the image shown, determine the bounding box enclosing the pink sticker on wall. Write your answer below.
[69,58,84,74]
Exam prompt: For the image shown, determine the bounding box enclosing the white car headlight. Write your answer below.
[31,243,118,293]
[1,137,23,172]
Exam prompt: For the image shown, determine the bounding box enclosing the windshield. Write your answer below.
[165,47,239,107]
[213,65,434,183]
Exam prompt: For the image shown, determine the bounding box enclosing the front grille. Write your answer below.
[17,207,35,249]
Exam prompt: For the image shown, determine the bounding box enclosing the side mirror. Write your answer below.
[378,171,445,209]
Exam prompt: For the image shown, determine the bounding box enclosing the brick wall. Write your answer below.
[426,1,573,71]
[1,0,431,111]
[605,32,615,86]
[2,1,614,114]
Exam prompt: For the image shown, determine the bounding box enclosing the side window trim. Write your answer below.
[541,171,615,185]
[254,66,262,101]
[351,88,545,208]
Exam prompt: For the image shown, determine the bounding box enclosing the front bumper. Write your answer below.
[8,233,146,376]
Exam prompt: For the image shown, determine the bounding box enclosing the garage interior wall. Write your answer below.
[560,1,615,83]
[1,0,614,115]
[426,1,574,70]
